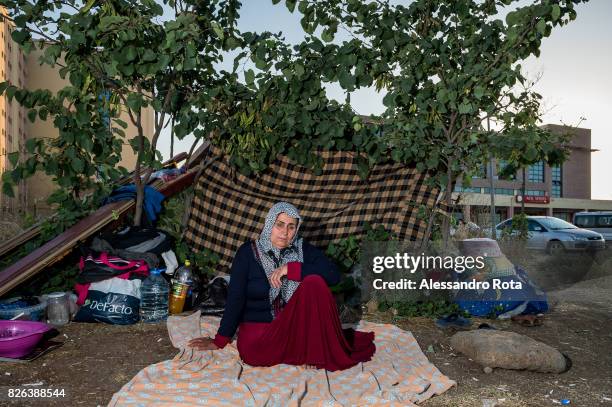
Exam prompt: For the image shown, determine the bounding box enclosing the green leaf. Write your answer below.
[426,157,438,169]
[505,11,518,26]
[71,157,84,173]
[0,81,9,95]
[124,46,138,62]
[142,49,157,62]
[11,30,28,44]
[458,102,472,114]
[294,63,305,77]
[536,19,546,35]
[2,182,14,198]
[114,118,128,129]
[25,138,37,154]
[286,0,296,13]
[8,152,19,167]
[39,107,49,121]
[245,69,255,86]
[211,21,224,40]
[356,156,369,179]
[100,15,124,29]
[27,110,37,123]
[126,93,143,111]
[551,5,561,22]
[339,70,355,90]
[321,29,334,42]
[382,92,395,108]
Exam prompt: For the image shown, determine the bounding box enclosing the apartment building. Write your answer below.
[0,8,27,213]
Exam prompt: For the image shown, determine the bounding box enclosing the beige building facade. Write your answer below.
[0,9,27,213]
[1,9,154,217]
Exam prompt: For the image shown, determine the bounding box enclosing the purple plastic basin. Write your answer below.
[0,320,52,359]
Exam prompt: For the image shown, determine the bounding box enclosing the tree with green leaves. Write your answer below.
[0,0,384,228]
[0,0,586,245]
[283,0,585,243]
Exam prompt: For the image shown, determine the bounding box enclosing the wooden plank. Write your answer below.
[0,152,191,259]
[0,168,198,297]
[186,140,211,169]
[0,223,43,260]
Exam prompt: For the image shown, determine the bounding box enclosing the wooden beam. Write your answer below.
[0,168,199,297]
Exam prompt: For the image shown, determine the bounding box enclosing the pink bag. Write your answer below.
[74,252,149,305]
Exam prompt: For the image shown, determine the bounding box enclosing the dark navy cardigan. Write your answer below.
[214,240,340,347]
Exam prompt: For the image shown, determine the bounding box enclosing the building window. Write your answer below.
[525,189,545,196]
[528,161,545,183]
[483,187,515,196]
[552,165,562,198]
[496,188,514,195]
[454,185,481,193]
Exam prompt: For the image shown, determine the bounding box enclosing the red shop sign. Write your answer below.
[516,195,550,204]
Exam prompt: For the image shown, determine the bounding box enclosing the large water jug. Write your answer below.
[139,268,169,323]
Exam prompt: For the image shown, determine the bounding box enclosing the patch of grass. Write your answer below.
[378,299,469,319]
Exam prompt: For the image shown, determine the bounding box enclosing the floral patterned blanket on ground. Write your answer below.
[108,311,455,406]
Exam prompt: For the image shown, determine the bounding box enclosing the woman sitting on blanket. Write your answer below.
[188,202,376,371]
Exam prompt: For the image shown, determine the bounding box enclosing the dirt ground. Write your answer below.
[2,254,611,406]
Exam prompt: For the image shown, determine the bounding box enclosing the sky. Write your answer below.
[158,0,612,199]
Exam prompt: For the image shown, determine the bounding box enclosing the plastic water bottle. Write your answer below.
[140,268,169,323]
[169,260,193,314]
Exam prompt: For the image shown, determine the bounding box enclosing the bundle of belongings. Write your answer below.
[73,227,178,325]
[453,238,548,318]
[101,185,165,228]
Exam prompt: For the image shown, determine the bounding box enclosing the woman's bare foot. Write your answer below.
[305,364,317,369]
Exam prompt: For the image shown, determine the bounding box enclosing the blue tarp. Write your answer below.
[454,266,549,317]
[102,185,165,223]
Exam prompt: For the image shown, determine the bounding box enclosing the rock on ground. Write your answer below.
[450,329,568,373]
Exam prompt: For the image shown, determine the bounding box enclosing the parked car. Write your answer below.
[495,216,605,255]
[573,211,612,243]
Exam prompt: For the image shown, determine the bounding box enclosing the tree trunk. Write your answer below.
[442,167,453,249]
[419,205,437,251]
[170,117,175,158]
[133,180,145,227]
[521,167,526,213]
[131,104,149,227]
[489,154,496,239]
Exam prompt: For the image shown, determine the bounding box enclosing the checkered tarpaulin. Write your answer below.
[184,148,439,270]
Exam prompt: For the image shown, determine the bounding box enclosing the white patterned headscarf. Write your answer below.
[255,202,304,317]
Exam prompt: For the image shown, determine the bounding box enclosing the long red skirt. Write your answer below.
[236,274,376,371]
